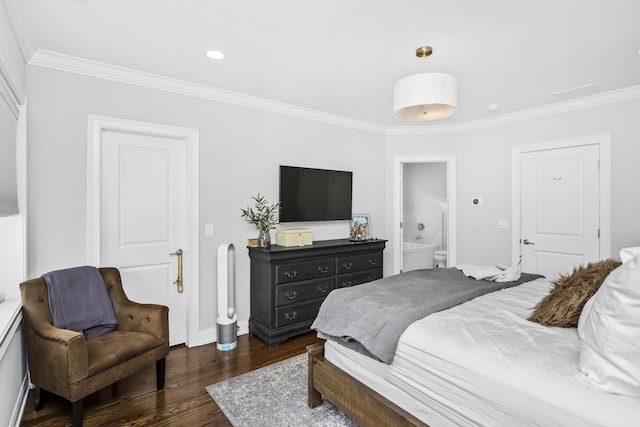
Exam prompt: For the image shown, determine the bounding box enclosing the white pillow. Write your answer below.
[619,246,640,263]
[576,253,640,396]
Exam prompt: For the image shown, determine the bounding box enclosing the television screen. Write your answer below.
[279,166,352,222]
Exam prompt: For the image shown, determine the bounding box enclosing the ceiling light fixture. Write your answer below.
[393,46,457,121]
[206,49,225,60]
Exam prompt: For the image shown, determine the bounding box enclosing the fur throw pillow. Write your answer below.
[528,259,622,327]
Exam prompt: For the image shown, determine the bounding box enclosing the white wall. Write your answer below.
[25,65,386,344]
[385,98,640,268]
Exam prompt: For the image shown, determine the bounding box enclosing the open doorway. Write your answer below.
[402,163,447,272]
[393,155,457,274]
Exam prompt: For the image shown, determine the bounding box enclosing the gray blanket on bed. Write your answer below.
[312,267,542,364]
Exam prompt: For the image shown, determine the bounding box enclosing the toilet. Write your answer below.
[433,250,448,268]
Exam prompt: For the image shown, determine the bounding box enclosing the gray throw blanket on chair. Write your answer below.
[44,265,118,339]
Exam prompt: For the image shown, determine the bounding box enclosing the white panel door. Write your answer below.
[521,145,600,279]
[101,129,187,345]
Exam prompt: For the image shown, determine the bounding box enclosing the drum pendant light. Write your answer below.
[393,46,457,121]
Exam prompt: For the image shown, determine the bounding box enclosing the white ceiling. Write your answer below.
[10,0,640,126]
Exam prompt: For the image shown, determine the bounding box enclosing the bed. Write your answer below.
[308,262,640,427]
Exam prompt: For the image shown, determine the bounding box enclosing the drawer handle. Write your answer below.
[285,291,298,300]
[284,271,298,278]
[342,281,353,287]
[318,266,330,274]
[342,262,353,270]
[317,285,330,293]
[368,259,378,265]
[284,311,297,321]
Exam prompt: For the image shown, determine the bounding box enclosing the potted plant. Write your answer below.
[240,193,281,247]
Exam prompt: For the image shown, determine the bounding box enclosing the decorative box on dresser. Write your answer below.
[248,238,387,347]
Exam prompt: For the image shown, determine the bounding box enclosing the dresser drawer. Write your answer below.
[337,252,382,274]
[275,278,335,307]
[275,300,322,327]
[336,268,383,288]
[275,257,335,284]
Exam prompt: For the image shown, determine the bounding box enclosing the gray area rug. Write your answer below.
[206,353,358,426]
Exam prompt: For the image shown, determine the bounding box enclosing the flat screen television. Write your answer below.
[279,165,352,222]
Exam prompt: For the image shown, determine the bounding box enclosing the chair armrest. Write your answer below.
[114,301,169,344]
[20,277,90,386]
[23,322,89,385]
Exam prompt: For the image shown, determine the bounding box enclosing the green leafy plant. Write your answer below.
[240,193,281,234]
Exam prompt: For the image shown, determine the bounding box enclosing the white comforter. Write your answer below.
[387,278,640,426]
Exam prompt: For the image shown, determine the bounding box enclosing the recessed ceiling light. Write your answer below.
[206,49,225,60]
[487,103,500,112]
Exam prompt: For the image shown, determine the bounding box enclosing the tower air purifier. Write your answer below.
[216,243,238,351]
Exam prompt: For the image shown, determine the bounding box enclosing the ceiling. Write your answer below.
[10,0,640,127]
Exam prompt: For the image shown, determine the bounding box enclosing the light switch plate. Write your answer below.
[498,218,510,229]
[205,223,214,236]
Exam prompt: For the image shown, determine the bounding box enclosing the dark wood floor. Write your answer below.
[20,332,323,426]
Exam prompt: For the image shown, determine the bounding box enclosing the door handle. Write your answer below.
[523,239,535,245]
[170,249,184,293]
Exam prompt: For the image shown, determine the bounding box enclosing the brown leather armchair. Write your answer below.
[19,267,169,427]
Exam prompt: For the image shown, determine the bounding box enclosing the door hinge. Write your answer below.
[597,159,600,170]
[400,221,403,229]
[598,228,600,238]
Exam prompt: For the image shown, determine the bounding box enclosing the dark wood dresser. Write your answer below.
[248,238,387,347]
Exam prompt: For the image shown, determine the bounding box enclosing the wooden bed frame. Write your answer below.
[307,342,429,427]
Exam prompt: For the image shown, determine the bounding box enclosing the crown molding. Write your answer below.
[29,50,640,137]
[386,85,640,136]
[29,50,387,135]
